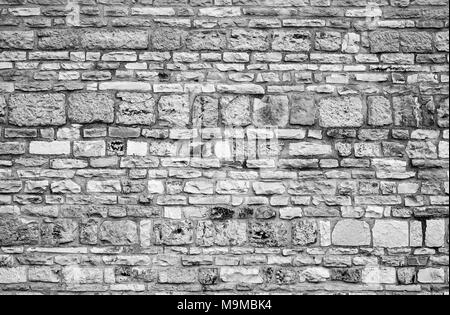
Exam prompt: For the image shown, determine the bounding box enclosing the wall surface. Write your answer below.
[0,0,449,295]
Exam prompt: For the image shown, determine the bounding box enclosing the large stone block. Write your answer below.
[367,96,393,126]
[186,30,226,51]
[392,95,420,127]
[41,219,78,246]
[220,267,263,284]
[318,96,364,128]
[192,95,219,128]
[369,31,399,53]
[220,96,252,127]
[196,221,247,246]
[253,96,289,127]
[8,93,66,127]
[81,30,149,50]
[68,93,115,124]
[152,28,185,50]
[372,220,409,248]
[0,31,34,49]
[248,221,289,247]
[290,94,316,126]
[229,29,270,51]
[158,95,190,127]
[272,30,311,52]
[400,32,433,53]
[99,220,138,245]
[332,219,371,246]
[116,93,156,125]
[154,220,194,246]
[0,267,27,284]
[292,220,318,246]
[0,217,39,246]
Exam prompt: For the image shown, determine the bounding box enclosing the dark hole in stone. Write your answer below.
[158,72,170,81]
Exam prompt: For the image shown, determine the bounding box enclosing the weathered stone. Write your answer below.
[367,96,393,126]
[220,96,252,127]
[51,180,81,194]
[435,31,449,52]
[0,31,34,49]
[229,29,269,51]
[393,95,420,127]
[400,32,433,53]
[198,268,218,285]
[292,220,317,246]
[331,268,362,283]
[437,97,449,128]
[248,221,289,247]
[196,220,247,246]
[41,219,78,246]
[81,30,149,49]
[186,30,226,51]
[332,220,371,246]
[192,95,219,128]
[253,96,289,127]
[290,94,316,126]
[369,31,399,53]
[8,93,66,127]
[425,219,445,248]
[318,97,364,128]
[80,219,99,245]
[116,93,156,125]
[406,141,438,159]
[220,267,263,284]
[289,142,333,157]
[0,217,39,246]
[255,206,276,219]
[158,95,190,127]
[152,28,184,50]
[272,30,311,52]
[315,31,341,51]
[99,220,138,245]
[372,220,409,248]
[73,141,106,157]
[0,267,27,284]
[300,267,330,283]
[68,93,114,124]
[62,266,103,284]
[397,268,416,285]
[154,220,194,245]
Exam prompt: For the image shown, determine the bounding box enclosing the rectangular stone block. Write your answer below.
[8,94,66,127]
[0,267,27,284]
[0,31,34,49]
[29,141,71,155]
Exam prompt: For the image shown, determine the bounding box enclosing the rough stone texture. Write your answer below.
[68,93,115,124]
[253,96,289,127]
[158,95,190,127]
[318,97,364,128]
[0,0,448,296]
[116,93,156,125]
[220,96,252,127]
[8,94,66,127]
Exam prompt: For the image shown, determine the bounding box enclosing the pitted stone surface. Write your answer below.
[318,97,364,128]
[8,94,66,127]
[68,93,115,124]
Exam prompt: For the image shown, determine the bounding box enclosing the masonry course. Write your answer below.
[0,0,448,295]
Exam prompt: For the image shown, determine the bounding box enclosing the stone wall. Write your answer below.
[0,0,448,295]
